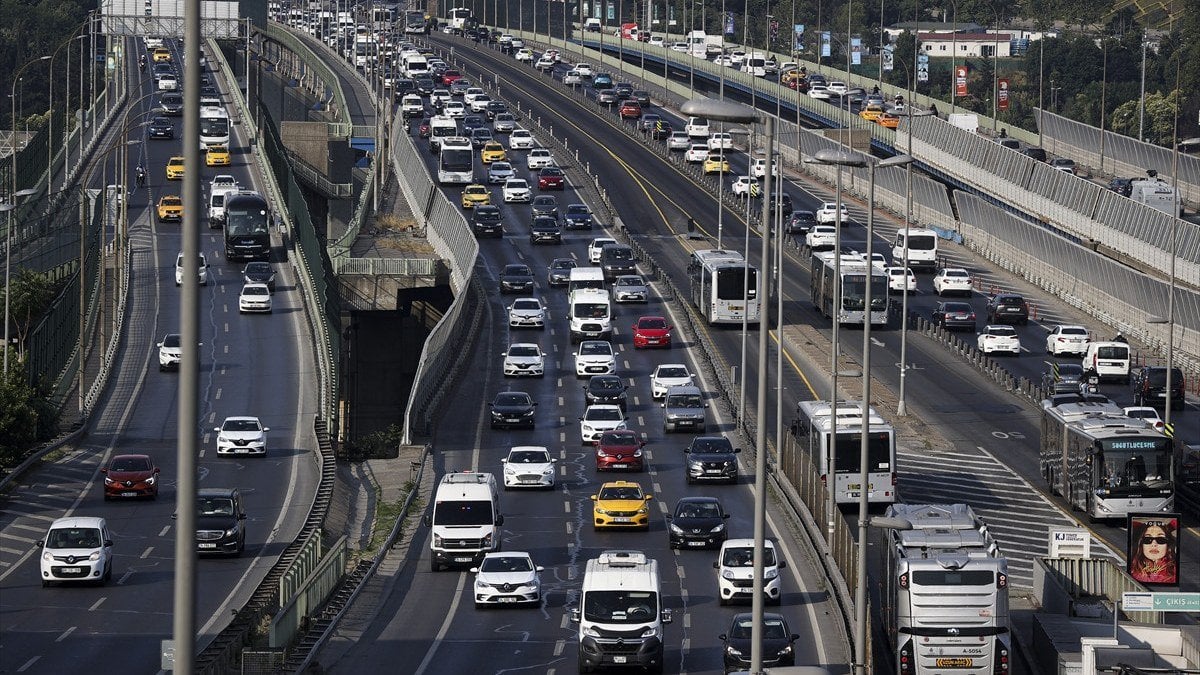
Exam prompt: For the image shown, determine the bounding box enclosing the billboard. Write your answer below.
[820,31,830,58]
[1127,514,1180,586]
[954,65,968,98]
[792,24,804,53]
[998,78,1009,110]
[850,37,862,65]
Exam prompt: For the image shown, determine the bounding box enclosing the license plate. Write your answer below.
[688,541,706,546]
[499,597,518,603]
[454,556,474,563]
[612,464,628,469]
[122,491,138,497]
[199,543,217,549]
[936,658,973,668]
[730,305,743,311]
[705,469,723,474]
[613,657,627,664]
[506,418,521,422]
[847,483,861,490]
[614,517,632,523]
[59,566,81,573]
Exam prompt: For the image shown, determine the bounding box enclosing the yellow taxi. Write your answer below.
[165,156,185,180]
[460,183,491,209]
[859,104,885,122]
[878,112,900,129]
[152,48,172,63]
[703,153,731,175]
[480,141,506,164]
[205,145,231,167]
[156,195,183,221]
[590,480,653,531]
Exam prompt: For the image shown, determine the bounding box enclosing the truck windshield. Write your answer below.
[583,590,658,624]
[574,303,608,319]
[433,500,494,525]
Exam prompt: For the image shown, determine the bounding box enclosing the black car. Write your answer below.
[470,127,493,148]
[683,436,741,484]
[666,496,729,549]
[472,205,504,238]
[531,195,559,219]
[414,76,436,95]
[1108,177,1134,197]
[932,301,977,331]
[1132,366,1185,410]
[489,390,536,429]
[649,122,674,141]
[158,92,184,116]
[632,90,650,106]
[638,114,663,133]
[986,293,1029,325]
[195,487,246,555]
[547,257,576,286]
[1042,363,1085,394]
[499,263,535,293]
[148,116,175,139]
[484,100,508,120]
[393,78,417,99]
[200,85,220,98]
[563,203,594,229]
[719,613,799,673]
[786,210,817,235]
[462,115,486,134]
[583,374,628,410]
[767,192,794,219]
[529,216,562,245]
[242,261,276,292]
[1020,146,1047,162]
[614,83,634,100]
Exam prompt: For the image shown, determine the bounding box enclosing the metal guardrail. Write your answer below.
[265,22,348,124]
[270,535,348,649]
[289,155,353,197]
[1034,557,1160,625]
[332,256,437,276]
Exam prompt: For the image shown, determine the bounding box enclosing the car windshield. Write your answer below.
[945,270,969,278]
[509,345,539,357]
[638,318,667,329]
[723,546,776,567]
[222,419,261,432]
[507,180,528,189]
[246,262,271,274]
[657,367,689,379]
[591,377,622,392]
[600,431,635,445]
[495,393,531,406]
[161,334,181,348]
[580,342,611,356]
[47,527,102,549]
[676,501,722,518]
[691,438,732,453]
[433,500,494,525]
[110,456,152,471]
[583,590,657,624]
[730,617,787,639]
[988,327,1017,337]
[243,286,269,297]
[587,408,623,421]
[670,394,704,408]
[505,266,531,276]
[599,485,642,499]
[199,497,235,516]
[1059,327,1088,336]
[552,260,575,270]
[480,555,533,573]
[513,300,540,310]
[509,450,550,463]
[616,277,642,286]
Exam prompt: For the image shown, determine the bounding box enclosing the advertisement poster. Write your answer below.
[882,45,894,71]
[724,11,735,36]
[606,2,614,20]
[954,65,968,97]
[1127,514,1180,586]
[850,37,862,65]
[793,24,805,53]
[998,78,1009,110]
[917,53,929,82]
[820,31,831,58]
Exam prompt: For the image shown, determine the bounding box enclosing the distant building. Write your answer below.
[918,32,1013,58]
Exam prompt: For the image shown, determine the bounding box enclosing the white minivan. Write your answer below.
[1082,341,1131,383]
[39,516,114,586]
[685,116,710,138]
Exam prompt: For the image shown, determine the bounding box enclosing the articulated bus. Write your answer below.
[792,400,896,505]
[810,251,888,326]
[199,106,230,148]
[686,249,760,325]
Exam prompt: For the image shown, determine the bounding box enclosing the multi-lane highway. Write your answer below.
[0,39,320,672]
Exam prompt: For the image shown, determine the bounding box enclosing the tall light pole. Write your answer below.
[684,98,773,675]
[50,30,89,194]
[895,105,933,416]
[1138,31,1147,142]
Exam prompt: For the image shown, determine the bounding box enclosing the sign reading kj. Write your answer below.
[1122,592,1200,612]
[1048,528,1091,558]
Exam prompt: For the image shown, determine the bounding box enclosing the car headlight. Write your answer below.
[779,644,793,655]
[594,506,608,515]
[542,466,554,476]
[105,476,116,485]
[217,435,228,444]
[43,551,54,562]
[504,466,517,476]
[711,523,726,533]
[225,525,241,537]
[688,460,703,470]
[633,448,642,457]
[88,551,102,561]
[146,475,157,485]
[640,625,660,639]
[475,579,488,590]
[583,625,603,638]
[482,533,493,547]
[433,534,443,547]
[669,523,684,535]
[726,645,743,656]
[638,504,649,514]
[765,567,778,580]
[491,410,503,419]
[721,569,736,580]
[582,424,594,433]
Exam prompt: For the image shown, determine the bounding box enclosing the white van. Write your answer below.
[208,181,241,228]
[39,516,114,586]
[400,93,424,119]
[715,538,785,605]
[568,266,606,294]
[685,116,710,138]
[741,52,767,77]
[572,550,672,671]
[423,471,503,570]
[1082,341,1132,383]
[891,228,939,271]
[569,288,612,343]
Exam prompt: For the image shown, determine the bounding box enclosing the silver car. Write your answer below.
[610,275,648,303]
[667,131,691,150]
[492,112,517,133]
[487,161,515,184]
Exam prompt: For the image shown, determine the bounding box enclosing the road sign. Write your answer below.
[1122,592,1200,612]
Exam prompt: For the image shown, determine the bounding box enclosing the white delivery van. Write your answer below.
[568,266,606,294]
[39,516,114,586]
[1082,341,1132,383]
[569,288,612,343]
[685,116,710,138]
[423,471,503,570]
[401,93,424,119]
[714,538,785,605]
[572,550,672,672]
[891,228,939,272]
[427,115,458,153]
[208,181,241,228]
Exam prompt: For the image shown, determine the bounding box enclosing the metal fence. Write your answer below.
[269,535,348,648]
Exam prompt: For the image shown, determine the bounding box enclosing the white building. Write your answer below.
[918,32,1013,58]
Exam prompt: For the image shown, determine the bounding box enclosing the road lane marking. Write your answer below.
[56,627,76,642]
[17,657,39,672]
[141,546,154,559]
[89,597,106,611]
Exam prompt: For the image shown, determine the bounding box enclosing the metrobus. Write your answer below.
[686,249,760,325]
[437,136,473,185]
[1040,399,1174,521]
[199,106,230,148]
[447,7,472,31]
[405,9,428,34]
[223,192,272,261]
[354,40,379,69]
[810,251,888,326]
[792,400,896,505]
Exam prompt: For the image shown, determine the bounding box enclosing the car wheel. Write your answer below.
[430,558,440,572]
[719,596,728,606]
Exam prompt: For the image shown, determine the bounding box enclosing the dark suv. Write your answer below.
[194,488,246,555]
[583,374,628,410]
[986,294,1029,325]
[1132,366,1185,410]
[683,436,741,484]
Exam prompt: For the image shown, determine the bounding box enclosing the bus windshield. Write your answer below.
[226,206,269,237]
[1096,438,1173,489]
[832,431,893,473]
[842,275,888,310]
[715,266,756,300]
[440,149,472,171]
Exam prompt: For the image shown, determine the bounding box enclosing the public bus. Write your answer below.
[223,192,272,262]
[1040,398,1174,521]
[437,136,474,185]
[792,400,896,506]
[686,249,760,325]
[405,9,429,34]
[447,7,472,31]
[199,106,230,148]
[810,251,888,326]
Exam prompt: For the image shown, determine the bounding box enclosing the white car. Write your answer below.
[808,84,832,99]
[211,174,238,192]
[1045,324,1091,356]
[827,81,848,95]
[650,363,694,399]
[976,325,1021,355]
[579,404,627,444]
[39,516,114,587]
[885,266,917,293]
[685,144,710,163]
[805,225,836,250]
[731,175,760,197]
[156,333,185,371]
[574,340,616,377]
[509,129,535,149]
[932,267,974,296]
[574,63,594,77]
[667,131,691,150]
[503,342,545,377]
[815,202,849,224]
[515,48,534,62]
[463,87,486,104]
[238,283,273,313]
[468,95,492,113]
[648,35,665,46]
[213,416,269,456]
[442,100,465,118]
[669,42,689,52]
[174,251,209,286]
[706,132,733,151]
[860,251,889,268]
[712,54,735,67]
[501,446,557,489]
[527,148,556,169]
[534,56,556,70]
[588,237,618,264]
[157,74,178,91]
[563,70,582,85]
[430,89,451,107]
[717,539,783,605]
[502,178,531,203]
[508,297,546,328]
[470,551,543,607]
[1122,406,1166,433]
[487,161,515,184]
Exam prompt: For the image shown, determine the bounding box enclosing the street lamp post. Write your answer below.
[50,30,89,194]
[894,105,933,416]
[683,98,773,675]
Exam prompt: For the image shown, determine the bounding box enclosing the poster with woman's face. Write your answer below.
[1127,514,1180,586]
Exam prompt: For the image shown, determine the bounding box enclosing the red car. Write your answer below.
[537,166,565,190]
[594,429,646,471]
[440,69,463,86]
[632,316,672,348]
[102,454,161,499]
[619,100,642,119]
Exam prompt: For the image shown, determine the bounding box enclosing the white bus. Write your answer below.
[810,251,889,326]
[354,39,379,69]
[405,9,428,34]
[199,106,230,147]
[437,136,473,185]
[447,7,472,31]
[792,400,896,505]
[686,249,760,325]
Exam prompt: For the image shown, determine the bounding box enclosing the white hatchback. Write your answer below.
[175,251,209,286]
[509,128,535,149]
[706,132,733,150]
[650,363,694,399]
[527,148,556,169]
[501,446,557,489]
[574,340,616,377]
[977,325,1021,355]
[563,70,582,85]
[588,237,618,264]
[579,404,627,444]
[238,283,272,313]
[685,144,710,163]
[815,202,849,224]
[932,267,974,296]
[805,225,836,250]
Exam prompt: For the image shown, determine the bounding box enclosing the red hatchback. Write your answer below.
[594,429,646,471]
[440,69,463,86]
[537,166,565,190]
[632,316,672,349]
[102,454,161,499]
[619,100,642,119]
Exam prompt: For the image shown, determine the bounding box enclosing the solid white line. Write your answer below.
[413,573,468,675]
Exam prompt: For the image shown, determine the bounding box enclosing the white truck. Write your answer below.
[423,472,503,571]
[1129,176,1181,217]
[572,550,672,672]
[685,30,723,58]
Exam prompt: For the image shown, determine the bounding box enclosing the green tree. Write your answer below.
[1,269,55,365]
[0,366,39,466]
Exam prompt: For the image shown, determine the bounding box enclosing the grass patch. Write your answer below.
[360,480,420,558]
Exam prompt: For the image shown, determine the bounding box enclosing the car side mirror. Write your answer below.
[469,567,480,573]
[36,540,44,548]
[662,608,672,624]
[105,540,114,547]
[571,608,581,623]
[263,427,270,432]
[723,513,731,519]
[719,633,727,640]
[644,494,653,500]
[664,514,673,520]
[551,458,558,463]
[213,427,221,432]
[101,468,108,474]
[713,561,720,569]
[734,448,743,454]
[501,459,509,464]
[422,515,431,527]
[660,403,665,409]
[590,495,598,501]
[779,560,787,568]
[495,515,504,526]
[154,467,161,473]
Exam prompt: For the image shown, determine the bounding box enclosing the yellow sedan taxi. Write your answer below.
[165,156,185,180]
[878,112,900,129]
[703,153,731,175]
[205,145,231,167]
[480,141,507,165]
[460,184,491,209]
[591,480,653,531]
[859,104,885,122]
[156,195,183,221]
[152,48,172,62]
